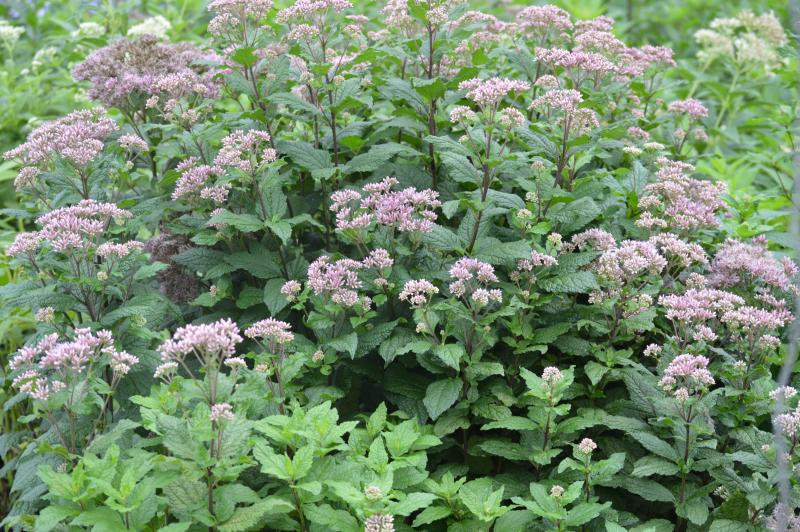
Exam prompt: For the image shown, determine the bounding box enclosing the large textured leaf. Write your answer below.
[423,379,463,420]
[538,271,599,293]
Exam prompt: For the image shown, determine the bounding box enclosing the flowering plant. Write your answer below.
[1,2,798,531]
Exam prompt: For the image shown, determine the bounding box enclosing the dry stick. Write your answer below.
[772,5,800,530]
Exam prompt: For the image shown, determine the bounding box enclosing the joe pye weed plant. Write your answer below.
[1,1,798,530]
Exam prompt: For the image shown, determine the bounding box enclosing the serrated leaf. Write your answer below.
[538,271,599,293]
[423,379,462,420]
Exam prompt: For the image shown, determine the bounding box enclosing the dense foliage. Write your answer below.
[1,1,798,531]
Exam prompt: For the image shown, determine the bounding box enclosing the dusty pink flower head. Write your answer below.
[32,200,132,253]
[157,319,243,363]
[245,318,294,344]
[648,233,707,268]
[709,239,798,293]
[542,366,563,384]
[399,279,439,307]
[362,248,394,270]
[637,158,727,231]
[570,228,616,252]
[458,77,530,108]
[172,159,226,202]
[118,134,149,152]
[210,402,235,423]
[668,98,709,119]
[578,437,597,454]
[332,177,440,233]
[721,305,793,333]
[575,15,614,34]
[281,280,302,301]
[619,45,676,77]
[307,255,362,307]
[277,0,352,23]
[4,109,117,177]
[658,354,715,393]
[534,48,616,84]
[595,240,667,285]
[73,35,221,109]
[364,513,395,532]
[96,241,144,259]
[448,257,500,304]
[209,0,273,19]
[214,129,274,174]
[515,5,572,38]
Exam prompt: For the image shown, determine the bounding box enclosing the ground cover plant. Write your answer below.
[0,1,798,530]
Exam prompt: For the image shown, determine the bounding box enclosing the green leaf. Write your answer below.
[71,508,124,532]
[629,432,679,461]
[328,332,358,358]
[391,492,438,516]
[566,502,610,527]
[263,278,289,315]
[343,143,419,174]
[433,344,464,370]
[481,417,537,432]
[207,211,264,232]
[584,361,609,386]
[423,224,462,251]
[304,504,358,532]
[459,478,508,522]
[423,379,463,420]
[278,140,330,170]
[632,456,679,477]
[34,504,79,532]
[412,506,452,527]
[265,219,292,244]
[538,271,599,293]
[600,476,674,503]
[231,47,258,67]
[550,197,601,234]
[157,524,192,532]
[218,499,294,532]
[439,151,480,184]
[708,520,750,532]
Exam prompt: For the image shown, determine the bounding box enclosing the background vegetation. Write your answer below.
[0,0,796,528]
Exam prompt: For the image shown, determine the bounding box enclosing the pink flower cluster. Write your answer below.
[330,177,440,233]
[458,77,531,108]
[448,257,502,306]
[648,233,707,268]
[10,329,130,400]
[529,88,599,135]
[157,318,243,364]
[658,354,715,395]
[96,241,144,259]
[276,0,352,23]
[399,279,439,307]
[4,109,118,187]
[709,238,799,293]
[72,35,221,109]
[214,129,277,174]
[210,402,235,423]
[637,158,727,231]
[570,228,617,252]
[515,5,572,38]
[245,318,294,344]
[659,288,744,324]
[535,47,616,84]
[595,240,667,285]
[667,98,709,119]
[307,255,363,307]
[172,158,227,203]
[7,200,132,256]
[721,306,794,333]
